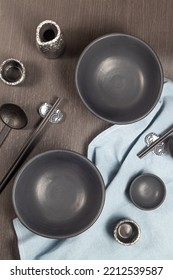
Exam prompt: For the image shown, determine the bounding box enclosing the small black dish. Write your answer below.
[129,173,166,210]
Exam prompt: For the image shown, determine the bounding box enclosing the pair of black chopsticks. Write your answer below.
[137,126,173,158]
[0,97,62,193]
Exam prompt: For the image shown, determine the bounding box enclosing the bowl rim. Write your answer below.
[129,173,166,210]
[12,149,105,239]
[75,33,164,124]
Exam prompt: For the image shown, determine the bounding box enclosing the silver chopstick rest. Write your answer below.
[145,132,165,156]
[39,103,63,123]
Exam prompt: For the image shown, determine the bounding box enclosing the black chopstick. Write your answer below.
[0,97,62,193]
[137,126,173,158]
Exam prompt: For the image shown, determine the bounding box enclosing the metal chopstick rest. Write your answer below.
[137,126,173,158]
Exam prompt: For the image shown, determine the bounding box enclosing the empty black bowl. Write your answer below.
[129,173,166,210]
[75,34,163,123]
[13,150,105,238]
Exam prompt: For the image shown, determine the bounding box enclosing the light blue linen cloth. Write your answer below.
[13,79,173,260]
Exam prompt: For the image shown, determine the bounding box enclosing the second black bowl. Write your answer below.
[13,150,105,238]
[75,34,163,124]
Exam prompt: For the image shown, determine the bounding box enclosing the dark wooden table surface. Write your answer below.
[0,0,173,260]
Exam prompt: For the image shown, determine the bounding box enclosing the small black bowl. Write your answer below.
[129,173,166,210]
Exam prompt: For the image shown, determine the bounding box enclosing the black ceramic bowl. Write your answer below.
[13,150,105,238]
[75,34,163,123]
[129,173,166,210]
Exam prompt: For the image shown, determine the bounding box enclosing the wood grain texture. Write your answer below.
[0,0,173,259]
